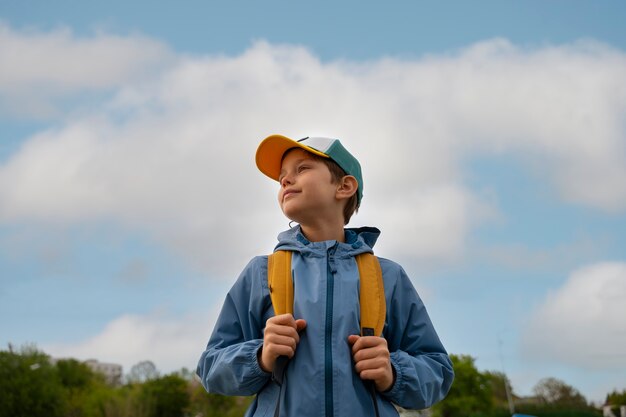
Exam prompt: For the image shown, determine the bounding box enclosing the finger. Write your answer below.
[360,364,394,391]
[351,336,384,356]
[354,345,390,363]
[354,356,388,374]
[295,319,307,332]
[357,367,387,382]
[353,342,390,364]
[266,322,300,337]
[265,334,298,350]
[266,330,300,348]
[266,319,301,336]
[349,335,369,353]
[265,343,297,359]
[268,314,297,328]
[355,335,386,348]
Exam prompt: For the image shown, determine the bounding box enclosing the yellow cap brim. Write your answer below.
[255,134,329,181]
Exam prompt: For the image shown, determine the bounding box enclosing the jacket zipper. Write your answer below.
[325,245,336,417]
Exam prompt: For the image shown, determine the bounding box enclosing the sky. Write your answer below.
[1,0,626,405]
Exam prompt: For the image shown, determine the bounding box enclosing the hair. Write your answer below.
[316,156,360,225]
[281,148,360,224]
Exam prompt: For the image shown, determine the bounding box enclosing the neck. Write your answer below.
[300,222,345,243]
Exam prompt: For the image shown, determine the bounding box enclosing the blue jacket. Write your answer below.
[197,226,454,416]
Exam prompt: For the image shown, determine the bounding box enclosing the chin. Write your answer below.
[280,203,299,221]
[281,209,307,227]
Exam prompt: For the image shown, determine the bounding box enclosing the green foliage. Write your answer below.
[430,354,603,417]
[127,360,159,384]
[0,345,66,417]
[605,389,626,417]
[483,370,514,409]
[606,389,626,405]
[432,354,494,417]
[56,358,98,389]
[515,405,602,417]
[140,374,190,417]
[187,379,253,417]
[533,377,588,408]
[1,345,616,417]
[55,358,103,417]
[0,346,224,417]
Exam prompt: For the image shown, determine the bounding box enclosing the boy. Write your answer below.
[197,135,454,416]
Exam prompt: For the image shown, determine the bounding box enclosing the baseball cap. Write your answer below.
[256,134,363,203]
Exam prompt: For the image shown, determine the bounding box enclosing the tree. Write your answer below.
[140,374,189,417]
[533,377,588,407]
[484,371,515,409]
[187,379,252,417]
[606,390,626,417]
[57,358,99,389]
[127,360,159,384]
[606,390,626,405]
[432,354,494,417]
[0,345,66,417]
[174,367,195,381]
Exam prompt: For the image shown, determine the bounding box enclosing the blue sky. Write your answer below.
[1,0,626,404]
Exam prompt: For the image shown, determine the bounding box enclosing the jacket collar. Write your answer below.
[274,225,380,257]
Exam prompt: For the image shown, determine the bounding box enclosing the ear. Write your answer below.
[336,175,358,201]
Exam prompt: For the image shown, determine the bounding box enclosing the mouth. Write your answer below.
[282,190,299,201]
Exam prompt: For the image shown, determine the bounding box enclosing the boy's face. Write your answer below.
[278,148,341,225]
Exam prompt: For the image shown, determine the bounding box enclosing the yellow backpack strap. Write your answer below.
[355,253,386,337]
[267,250,293,316]
[268,250,385,336]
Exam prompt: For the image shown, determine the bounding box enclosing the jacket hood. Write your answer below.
[274,225,380,257]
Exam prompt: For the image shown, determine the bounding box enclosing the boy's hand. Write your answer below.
[259,314,307,372]
[347,334,394,392]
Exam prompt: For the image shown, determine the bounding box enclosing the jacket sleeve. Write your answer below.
[379,260,454,409]
[196,256,272,396]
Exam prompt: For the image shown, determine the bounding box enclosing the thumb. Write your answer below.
[295,319,307,332]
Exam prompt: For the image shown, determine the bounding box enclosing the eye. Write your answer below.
[297,164,310,173]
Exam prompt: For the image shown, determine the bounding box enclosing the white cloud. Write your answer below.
[44,309,219,375]
[365,183,495,262]
[522,262,626,369]
[0,23,175,118]
[1,33,625,276]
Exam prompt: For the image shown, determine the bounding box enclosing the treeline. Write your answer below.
[430,354,606,417]
[1,346,622,417]
[0,345,251,417]
[605,390,626,417]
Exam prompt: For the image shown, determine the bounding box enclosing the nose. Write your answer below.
[280,173,293,187]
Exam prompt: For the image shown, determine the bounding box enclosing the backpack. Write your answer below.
[267,250,387,417]
[267,250,387,336]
